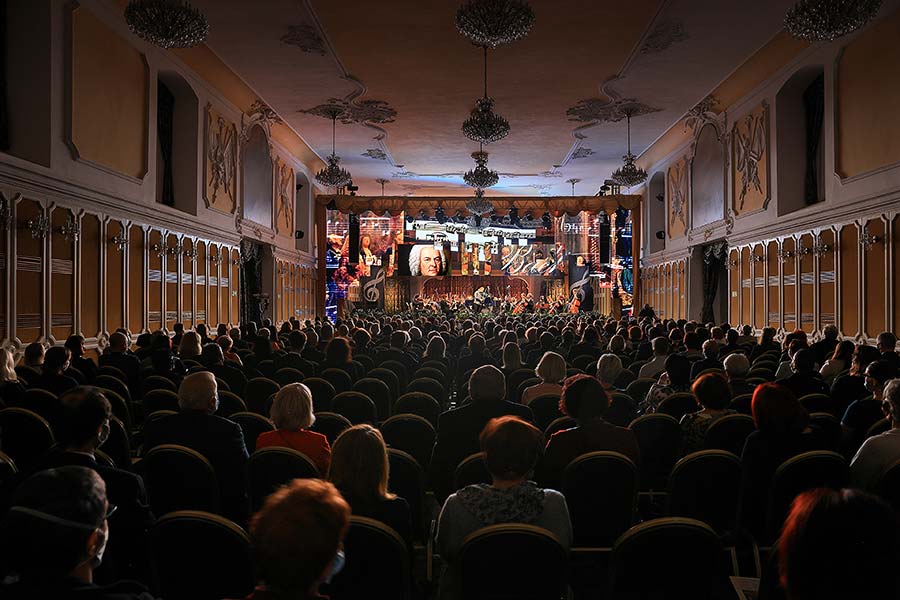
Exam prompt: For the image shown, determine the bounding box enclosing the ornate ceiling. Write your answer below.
[192,0,796,197]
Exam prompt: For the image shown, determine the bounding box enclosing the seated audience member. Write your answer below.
[256,383,331,475]
[737,325,757,347]
[718,328,742,358]
[569,326,603,359]
[595,353,637,425]
[739,384,827,539]
[521,352,566,405]
[0,347,26,407]
[228,327,247,351]
[775,339,809,381]
[831,345,880,410]
[781,348,830,399]
[201,343,247,396]
[770,488,898,600]
[456,334,492,376]
[538,374,640,488]
[877,331,900,372]
[815,340,851,386]
[429,366,533,501]
[276,330,317,376]
[65,335,98,384]
[0,466,158,599]
[195,323,211,346]
[850,378,900,491]
[321,337,363,381]
[810,324,841,367]
[352,328,373,357]
[177,331,203,362]
[301,329,325,363]
[680,332,703,361]
[32,387,154,581]
[142,371,249,521]
[606,334,632,365]
[133,333,154,362]
[328,424,412,548]
[723,353,756,397]
[680,373,734,455]
[690,340,723,380]
[526,332,557,367]
[99,332,141,388]
[436,416,572,600]
[31,346,78,398]
[423,335,448,364]
[501,342,525,378]
[750,327,781,361]
[147,345,187,389]
[170,322,185,350]
[640,354,692,414]
[638,336,670,380]
[247,479,350,600]
[22,341,46,369]
[216,335,243,366]
[842,360,896,450]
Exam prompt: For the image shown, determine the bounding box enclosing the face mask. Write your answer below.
[91,521,109,567]
[323,549,345,584]
[97,422,110,446]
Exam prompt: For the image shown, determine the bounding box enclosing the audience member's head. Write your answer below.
[877,331,897,354]
[424,336,446,359]
[535,351,566,384]
[502,342,523,370]
[56,387,112,451]
[200,342,225,367]
[65,335,86,358]
[830,340,854,364]
[822,324,839,340]
[480,416,543,484]
[0,348,17,383]
[702,339,719,360]
[561,374,610,422]
[683,332,701,351]
[850,345,881,376]
[329,424,393,503]
[270,383,315,431]
[650,336,670,357]
[390,330,409,349]
[761,327,777,344]
[865,360,896,399]
[778,488,898,600]
[664,354,692,388]
[216,335,234,354]
[469,365,506,403]
[883,378,900,425]
[43,346,71,375]
[791,349,817,374]
[692,373,731,411]
[249,479,350,599]
[177,371,218,413]
[325,338,352,365]
[608,335,626,354]
[751,383,807,437]
[178,331,202,358]
[596,354,623,387]
[24,342,45,366]
[723,353,750,379]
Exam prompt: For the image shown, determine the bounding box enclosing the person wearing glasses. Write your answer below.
[0,465,158,599]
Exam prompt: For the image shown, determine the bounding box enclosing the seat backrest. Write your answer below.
[309,411,352,445]
[606,392,638,427]
[0,407,55,469]
[143,375,177,395]
[808,412,843,451]
[506,368,536,402]
[229,412,275,453]
[572,354,597,371]
[326,516,411,600]
[303,377,336,412]
[140,444,219,516]
[98,365,128,383]
[144,389,180,417]
[332,391,377,424]
[766,451,848,544]
[22,388,59,422]
[657,392,700,421]
[368,368,400,402]
[729,393,754,415]
[514,377,541,404]
[380,414,436,469]
[150,510,254,600]
[878,458,900,513]
[216,390,247,418]
[98,387,132,428]
[414,367,445,385]
[0,450,17,489]
[667,450,742,535]
[244,378,280,416]
[387,448,426,542]
[563,451,637,547]
[866,417,892,439]
[625,377,656,403]
[355,354,375,374]
[394,392,441,428]
[320,368,354,393]
[460,524,568,600]
[614,368,636,390]
[380,360,409,391]
[273,367,305,387]
[247,447,319,511]
[528,394,564,432]
[420,360,449,377]
[99,416,131,469]
[543,416,577,438]
[96,375,132,403]
[799,393,835,415]
[454,452,491,491]
[610,518,728,600]
[406,377,446,407]
[629,414,683,490]
[353,377,393,422]
[703,413,756,456]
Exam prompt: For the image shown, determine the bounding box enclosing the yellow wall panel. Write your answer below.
[783,238,796,331]
[81,215,101,337]
[799,233,814,331]
[863,219,886,337]
[16,200,43,343]
[839,225,859,337]
[819,230,836,327]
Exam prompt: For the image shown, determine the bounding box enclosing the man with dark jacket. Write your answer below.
[877,331,900,372]
[276,330,318,377]
[142,372,249,522]
[810,324,840,367]
[99,332,141,389]
[429,365,533,501]
[781,349,830,399]
[200,343,247,397]
[690,340,724,380]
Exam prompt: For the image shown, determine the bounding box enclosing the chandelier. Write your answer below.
[124,0,209,49]
[456,0,535,49]
[462,47,510,144]
[784,0,882,42]
[611,113,648,187]
[463,148,500,190]
[315,109,353,190]
[466,189,495,216]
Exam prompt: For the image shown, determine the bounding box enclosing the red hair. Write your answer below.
[751,383,808,436]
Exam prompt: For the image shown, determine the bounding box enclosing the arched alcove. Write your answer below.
[776,66,825,216]
[295,171,311,253]
[691,124,725,228]
[647,171,666,254]
[242,125,274,227]
[156,71,199,214]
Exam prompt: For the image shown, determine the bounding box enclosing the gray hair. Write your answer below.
[408,244,445,276]
[702,339,719,359]
[270,383,315,430]
[178,371,218,412]
[884,379,900,422]
[596,353,623,386]
[724,353,750,378]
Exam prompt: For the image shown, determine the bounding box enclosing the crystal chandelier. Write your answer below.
[462,47,510,144]
[463,148,500,190]
[124,0,209,49]
[456,0,535,49]
[466,189,495,216]
[315,110,353,190]
[611,113,648,188]
[784,0,882,42]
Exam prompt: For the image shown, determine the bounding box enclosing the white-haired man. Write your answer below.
[408,244,445,276]
[724,353,756,397]
[851,378,900,491]
[142,371,249,521]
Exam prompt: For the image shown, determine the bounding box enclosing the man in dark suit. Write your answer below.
[690,340,724,380]
[781,349,830,399]
[375,330,419,372]
[877,331,900,372]
[429,365,533,501]
[810,324,840,366]
[276,330,318,377]
[301,329,326,364]
[142,371,249,522]
[99,332,141,389]
[456,334,494,377]
[201,343,247,397]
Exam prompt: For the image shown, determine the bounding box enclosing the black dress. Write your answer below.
[339,490,413,550]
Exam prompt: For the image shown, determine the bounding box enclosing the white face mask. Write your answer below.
[91,520,109,567]
[97,421,110,446]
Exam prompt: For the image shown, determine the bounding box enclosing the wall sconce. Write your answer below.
[812,237,831,256]
[57,216,80,242]
[724,259,739,270]
[151,242,169,258]
[182,246,199,261]
[860,227,880,251]
[749,254,765,264]
[166,242,183,258]
[232,256,242,266]
[778,249,795,263]
[110,232,129,252]
[798,246,812,256]
[22,215,51,239]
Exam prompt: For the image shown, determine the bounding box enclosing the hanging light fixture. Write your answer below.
[466,189,495,217]
[784,0,882,42]
[315,109,353,190]
[463,146,500,190]
[611,112,648,188]
[456,0,535,49]
[462,47,510,144]
[124,0,209,49]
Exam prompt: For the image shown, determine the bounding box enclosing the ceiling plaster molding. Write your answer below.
[683,95,727,140]
[389,167,566,182]
[280,23,327,56]
[241,99,283,145]
[639,18,689,54]
[565,95,662,125]
[361,148,388,161]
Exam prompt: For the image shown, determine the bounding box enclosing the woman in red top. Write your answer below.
[256,383,331,475]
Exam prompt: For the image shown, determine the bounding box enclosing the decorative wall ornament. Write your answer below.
[151,241,169,258]
[182,245,199,260]
[301,97,397,125]
[812,235,832,256]
[732,102,770,212]
[57,215,80,242]
[204,105,238,212]
[566,97,661,124]
[668,159,687,229]
[859,225,881,250]
[275,157,295,235]
[110,232,130,253]
[683,95,725,137]
[242,100,283,144]
[779,249,796,262]
[362,148,387,160]
[23,215,50,239]
[280,23,327,55]
[570,147,595,160]
[640,19,689,54]
[456,0,535,48]
[124,0,208,49]
[784,0,882,42]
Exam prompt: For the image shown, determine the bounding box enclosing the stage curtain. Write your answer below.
[701,242,727,323]
[0,2,8,152]
[802,74,824,205]
[156,81,175,207]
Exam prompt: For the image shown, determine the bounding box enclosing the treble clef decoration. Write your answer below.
[364,269,386,303]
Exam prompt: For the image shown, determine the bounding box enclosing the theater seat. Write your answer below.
[325,516,411,600]
[247,447,319,511]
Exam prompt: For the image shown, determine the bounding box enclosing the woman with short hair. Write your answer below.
[521,352,566,405]
[322,337,362,380]
[256,383,331,475]
[819,340,854,385]
[501,342,524,375]
[177,331,203,360]
[679,373,734,455]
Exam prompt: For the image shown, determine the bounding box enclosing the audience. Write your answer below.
[830,344,880,408]
[640,353,692,414]
[679,373,734,455]
[690,339,723,380]
[842,359,896,450]
[99,332,140,389]
[638,336,670,379]
[850,378,900,491]
[780,348,830,399]
[818,339,854,385]
[723,353,756,397]
[31,346,78,398]
[321,337,363,380]
[177,331,203,362]
[65,335,98,384]
[256,383,331,475]
[810,324,841,366]
[877,331,900,371]
[0,347,26,407]
[521,351,566,405]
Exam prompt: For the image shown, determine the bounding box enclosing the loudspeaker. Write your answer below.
[348,213,360,259]
[655,230,665,240]
[294,230,305,240]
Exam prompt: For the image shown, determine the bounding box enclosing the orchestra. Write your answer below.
[407,289,575,316]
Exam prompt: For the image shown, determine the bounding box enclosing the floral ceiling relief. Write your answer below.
[204,104,237,213]
[732,102,770,215]
[667,156,688,238]
[274,156,295,236]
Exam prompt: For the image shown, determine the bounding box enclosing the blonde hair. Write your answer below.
[502,342,523,370]
[271,383,315,430]
[179,331,203,358]
[0,348,17,382]
[535,351,566,384]
[328,424,394,502]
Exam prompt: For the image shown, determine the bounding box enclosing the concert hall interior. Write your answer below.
[2,1,900,600]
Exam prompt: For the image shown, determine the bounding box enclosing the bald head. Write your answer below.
[469,365,506,403]
[178,371,218,413]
